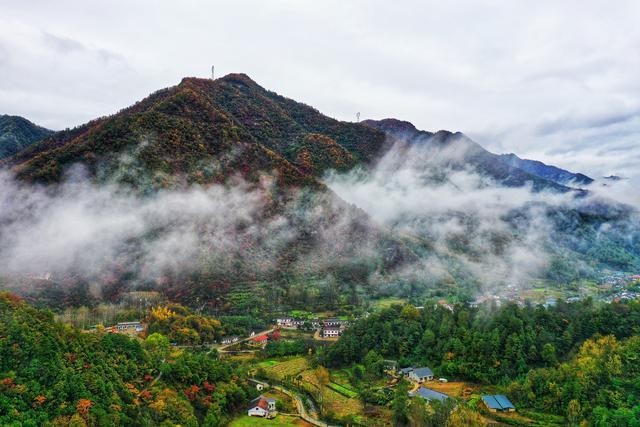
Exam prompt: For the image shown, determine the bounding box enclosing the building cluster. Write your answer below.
[275,316,320,329]
[220,335,240,345]
[598,272,640,302]
[105,321,144,335]
[275,315,350,339]
[320,318,349,338]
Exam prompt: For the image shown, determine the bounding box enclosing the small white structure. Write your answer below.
[115,322,144,333]
[438,378,448,383]
[401,367,434,383]
[247,395,277,418]
[321,326,342,338]
[275,317,307,328]
[220,335,240,345]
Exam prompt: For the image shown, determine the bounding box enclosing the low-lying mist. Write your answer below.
[0,167,293,282]
[325,136,640,293]
[0,135,637,307]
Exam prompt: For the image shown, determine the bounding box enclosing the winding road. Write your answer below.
[250,379,336,427]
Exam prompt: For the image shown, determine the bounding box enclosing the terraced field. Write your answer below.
[264,357,310,380]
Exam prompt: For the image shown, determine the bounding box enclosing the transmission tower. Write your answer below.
[211,65,215,79]
[356,112,361,122]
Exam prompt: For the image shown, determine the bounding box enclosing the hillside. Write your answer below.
[1,75,638,312]
[499,153,593,186]
[0,292,252,425]
[0,75,414,311]
[6,74,386,189]
[0,115,53,160]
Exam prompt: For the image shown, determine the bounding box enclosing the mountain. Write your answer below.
[0,115,53,160]
[362,118,574,192]
[0,75,413,309]
[5,74,385,188]
[358,118,640,280]
[499,153,593,186]
[1,76,638,310]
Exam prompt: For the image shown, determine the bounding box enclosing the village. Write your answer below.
[68,295,618,426]
[467,272,640,309]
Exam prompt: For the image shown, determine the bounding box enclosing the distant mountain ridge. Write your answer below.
[362,118,575,192]
[498,153,593,186]
[0,115,53,160]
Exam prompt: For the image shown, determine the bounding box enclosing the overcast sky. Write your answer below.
[1,0,638,179]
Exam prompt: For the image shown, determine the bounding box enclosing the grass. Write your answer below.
[327,382,358,398]
[258,360,280,368]
[229,415,311,427]
[373,297,407,310]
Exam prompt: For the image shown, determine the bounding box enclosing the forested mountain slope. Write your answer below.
[0,115,53,160]
[0,292,252,426]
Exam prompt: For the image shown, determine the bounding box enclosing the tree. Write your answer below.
[393,380,410,426]
[144,333,170,366]
[541,343,557,366]
[567,399,582,426]
[408,398,429,426]
[364,349,384,377]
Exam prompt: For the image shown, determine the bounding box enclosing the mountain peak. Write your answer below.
[362,118,417,135]
[179,73,262,91]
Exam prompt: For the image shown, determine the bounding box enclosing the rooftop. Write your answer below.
[410,387,449,402]
[412,367,434,377]
[482,395,515,410]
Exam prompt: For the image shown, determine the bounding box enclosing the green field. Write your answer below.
[327,381,358,398]
[229,414,308,427]
[258,359,279,368]
[373,297,407,310]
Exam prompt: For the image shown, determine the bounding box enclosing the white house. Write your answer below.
[115,322,144,333]
[247,396,277,418]
[321,326,342,338]
[401,367,434,383]
[220,335,240,345]
[323,318,349,328]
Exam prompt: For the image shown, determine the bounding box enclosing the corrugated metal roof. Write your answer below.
[412,367,434,377]
[494,395,515,409]
[482,395,502,409]
[412,387,449,402]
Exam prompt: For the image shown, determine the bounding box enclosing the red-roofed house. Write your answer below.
[251,335,269,347]
[247,395,277,418]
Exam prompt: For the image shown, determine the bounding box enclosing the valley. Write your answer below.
[1,73,639,426]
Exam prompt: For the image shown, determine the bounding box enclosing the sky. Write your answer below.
[0,0,639,180]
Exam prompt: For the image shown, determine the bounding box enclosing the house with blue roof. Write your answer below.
[482,395,516,412]
[409,367,434,383]
[409,386,449,403]
[399,366,434,383]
